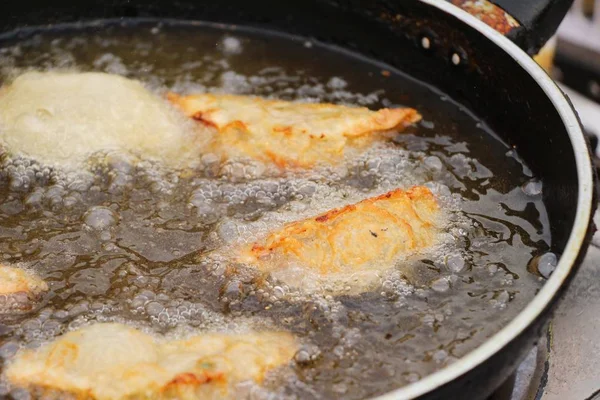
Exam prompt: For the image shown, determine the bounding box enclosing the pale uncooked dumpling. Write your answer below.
[0,71,205,167]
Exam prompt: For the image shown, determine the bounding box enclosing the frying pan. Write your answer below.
[0,0,595,399]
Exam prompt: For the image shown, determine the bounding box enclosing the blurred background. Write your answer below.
[536,0,600,154]
[493,1,600,399]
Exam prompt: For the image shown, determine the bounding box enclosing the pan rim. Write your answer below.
[375,0,595,399]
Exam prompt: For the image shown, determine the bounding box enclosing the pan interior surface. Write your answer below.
[0,5,587,400]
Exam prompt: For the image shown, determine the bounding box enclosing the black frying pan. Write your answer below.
[0,0,595,399]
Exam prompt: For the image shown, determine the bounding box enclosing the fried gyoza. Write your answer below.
[0,265,48,312]
[6,323,297,400]
[168,93,421,168]
[0,265,47,296]
[238,186,440,293]
[0,72,203,167]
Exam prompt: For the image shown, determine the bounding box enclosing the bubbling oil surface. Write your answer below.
[0,21,550,399]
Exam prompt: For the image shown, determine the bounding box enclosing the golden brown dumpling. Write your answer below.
[0,265,47,312]
[168,93,421,168]
[237,186,440,293]
[0,265,47,296]
[6,323,297,400]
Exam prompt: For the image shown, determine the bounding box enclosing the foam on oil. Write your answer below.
[0,21,551,399]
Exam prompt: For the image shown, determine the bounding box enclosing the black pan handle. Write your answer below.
[451,0,574,55]
[492,0,573,54]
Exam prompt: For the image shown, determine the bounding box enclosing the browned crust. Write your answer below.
[191,111,219,129]
[451,0,520,35]
[163,371,227,389]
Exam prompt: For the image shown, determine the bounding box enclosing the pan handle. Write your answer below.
[451,0,574,55]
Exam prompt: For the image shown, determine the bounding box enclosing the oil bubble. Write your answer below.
[431,277,450,292]
[490,290,510,309]
[84,206,119,230]
[221,36,243,55]
[221,280,243,300]
[45,185,66,207]
[332,383,348,394]
[424,156,443,171]
[522,179,543,196]
[217,219,240,244]
[404,372,421,383]
[272,286,286,299]
[10,387,32,400]
[529,252,558,278]
[327,77,348,90]
[444,253,465,273]
[420,120,435,130]
[24,188,44,207]
[433,349,448,363]
[0,341,19,359]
